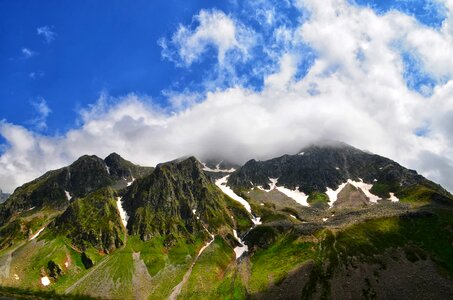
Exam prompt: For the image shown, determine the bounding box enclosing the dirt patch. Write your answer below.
[132,252,153,300]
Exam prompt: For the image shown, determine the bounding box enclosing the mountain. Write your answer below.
[121,156,251,241]
[0,189,9,204]
[228,142,451,206]
[1,143,453,299]
[0,153,152,249]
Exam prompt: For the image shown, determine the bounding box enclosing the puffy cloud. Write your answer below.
[160,9,255,67]
[1,0,453,194]
[37,26,56,43]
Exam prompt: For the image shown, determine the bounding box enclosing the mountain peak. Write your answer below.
[104,152,123,161]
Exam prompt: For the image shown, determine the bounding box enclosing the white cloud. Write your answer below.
[37,26,56,43]
[1,0,453,194]
[30,98,52,131]
[21,48,37,58]
[160,9,255,67]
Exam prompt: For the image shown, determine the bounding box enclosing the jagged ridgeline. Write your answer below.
[0,143,453,299]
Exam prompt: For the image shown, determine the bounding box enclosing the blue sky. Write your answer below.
[1,0,453,192]
[1,0,443,134]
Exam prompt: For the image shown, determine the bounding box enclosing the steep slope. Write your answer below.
[122,156,252,241]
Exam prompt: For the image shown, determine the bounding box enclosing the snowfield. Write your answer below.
[116,197,129,227]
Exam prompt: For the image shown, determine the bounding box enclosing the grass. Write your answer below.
[301,208,453,298]
[307,192,329,208]
[177,236,238,299]
[248,233,316,293]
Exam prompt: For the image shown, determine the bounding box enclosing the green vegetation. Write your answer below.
[307,192,329,209]
[398,184,440,205]
[52,187,125,252]
[302,209,453,298]
[249,233,316,293]
[178,236,237,299]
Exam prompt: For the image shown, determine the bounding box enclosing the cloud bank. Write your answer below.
[1,0,453,193]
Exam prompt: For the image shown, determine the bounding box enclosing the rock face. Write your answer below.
[334,183,369,209]
[52,187,125,252]
[0,153,151,227]
[122,157,242,241]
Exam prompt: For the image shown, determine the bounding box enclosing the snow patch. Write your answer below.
[65,190,72,201]
[322,217,328,222]
[202,161,235,173]
[127,177,135,187]
[298,152,305,155]
[232,229,248,259]
[116,197,129,227]
[216,176,261,225]
[105,165,110,175]
[326,179,381,206]
[269,178,278,190]
[290,214,297,219]
[29,226,46,240]
[276,185,309,206]
[335,167,340,170]
[389,193,399,202]
[260,203,264,206]
[347,179,381,203]
[40,276,50,286]
[192,209,197,215]
[326,182,348,207]
[28,206,35,211]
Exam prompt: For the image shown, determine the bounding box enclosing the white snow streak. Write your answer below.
[29,226,46,240]
[127,177,135,187]
[232,229,248,259]
[116,197,129,227]
[65,190,72,201]
[326,182,348,207]
[215,176,261,225]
